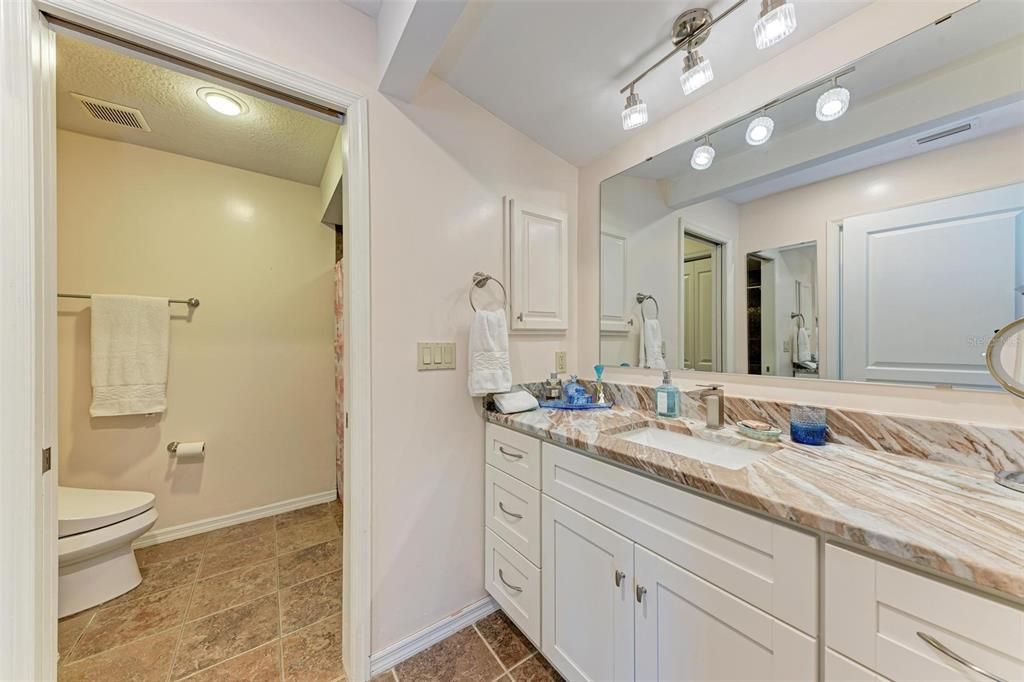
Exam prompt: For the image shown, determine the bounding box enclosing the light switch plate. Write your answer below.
[418,342,456,370]
[555,351,568,373]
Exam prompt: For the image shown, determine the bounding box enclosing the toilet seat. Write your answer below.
[59,486,155,537]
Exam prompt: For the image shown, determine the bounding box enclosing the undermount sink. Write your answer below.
[612,425,778,470]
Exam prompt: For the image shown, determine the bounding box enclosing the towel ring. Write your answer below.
[470,272,508,312]
[636,293,659,321]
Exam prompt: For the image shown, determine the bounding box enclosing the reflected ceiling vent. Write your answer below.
[72,93,151,132]
[916,122,971,145]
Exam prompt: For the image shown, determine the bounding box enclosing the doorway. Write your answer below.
[1,3,371,678]
[680,231,724,372]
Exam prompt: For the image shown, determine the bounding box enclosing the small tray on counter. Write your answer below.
[539,400,613,410]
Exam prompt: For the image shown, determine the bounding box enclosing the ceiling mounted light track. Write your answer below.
[691,136,716,170]
[622,86,648,130]
[816,76,850,121]
[617,0,799,127]
[745,112,774,145]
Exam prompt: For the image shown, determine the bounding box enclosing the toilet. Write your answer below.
[58,486,158,618]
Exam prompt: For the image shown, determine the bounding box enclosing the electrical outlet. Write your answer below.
[555,351,568,373]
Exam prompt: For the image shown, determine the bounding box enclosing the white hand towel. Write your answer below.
[640,319,666,369]
[90,295,170,417]
[795,326,812,363]
[468,309,512,397]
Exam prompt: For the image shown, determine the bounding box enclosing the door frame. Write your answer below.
[2,2,374,678]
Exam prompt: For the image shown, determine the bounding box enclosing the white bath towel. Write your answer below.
[795,326,812,363]
[90,295,170,417]
[468,309,512,397]
[639,319,666,369]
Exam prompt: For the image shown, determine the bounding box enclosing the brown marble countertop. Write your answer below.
[486,405,1024,601]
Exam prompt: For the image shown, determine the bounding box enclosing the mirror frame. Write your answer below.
[986,316,1024,399]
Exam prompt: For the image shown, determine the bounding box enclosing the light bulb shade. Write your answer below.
[680,52,714,95]
[745,115,774,145]
[690,143,715,170]
[816,86,850,121]
[754,1,797,50]
[197,87,247,116]
[622,92,648,130]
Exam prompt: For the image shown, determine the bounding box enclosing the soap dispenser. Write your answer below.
[655,370,680,418]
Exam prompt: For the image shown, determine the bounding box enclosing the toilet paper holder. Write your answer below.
[167,441,205,455]
[167,441,180,453]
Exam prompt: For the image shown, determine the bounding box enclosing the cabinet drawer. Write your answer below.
[542,442,818,635]
[486,423,541,488]
[485,465,541,566]
[826,544,1024,682]
[826,649,889,682]
[485,529,541,647]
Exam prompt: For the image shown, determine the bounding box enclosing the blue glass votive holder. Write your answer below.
[790,405,827,446]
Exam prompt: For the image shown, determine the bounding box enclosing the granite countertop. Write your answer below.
[486,405,1024,601]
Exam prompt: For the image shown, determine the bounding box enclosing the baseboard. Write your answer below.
[133,489,337,548]
[369,597,499,675]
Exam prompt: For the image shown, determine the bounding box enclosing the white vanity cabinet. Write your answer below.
[825,544,1024,682]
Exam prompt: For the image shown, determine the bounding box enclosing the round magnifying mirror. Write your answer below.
[986,316,1024,399]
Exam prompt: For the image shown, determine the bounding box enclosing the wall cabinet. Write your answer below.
[507,198,569,332]
[600,233,631,333]
[483,424,1023,682]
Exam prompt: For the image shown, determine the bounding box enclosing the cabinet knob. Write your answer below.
[516,312,524,322]
[614,570,625,587]
[635,585,647,603]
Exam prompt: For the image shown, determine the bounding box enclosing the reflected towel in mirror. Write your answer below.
[640,319,666,370]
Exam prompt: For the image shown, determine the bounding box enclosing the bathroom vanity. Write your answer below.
[482,408,1024,682]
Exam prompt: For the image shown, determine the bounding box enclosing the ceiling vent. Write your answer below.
[72,93,151,132]
[916,122,972,145]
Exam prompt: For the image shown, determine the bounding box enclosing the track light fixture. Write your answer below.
[691,136,716,170]
[816,77,850,121]
[622,87,648,130]
[680,49,715,95]
[754,0,798,50]
[745,113,774,145]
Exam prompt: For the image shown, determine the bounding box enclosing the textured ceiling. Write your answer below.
[56,34,341,186]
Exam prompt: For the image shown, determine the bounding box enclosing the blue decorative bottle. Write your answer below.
[655,370,680,418]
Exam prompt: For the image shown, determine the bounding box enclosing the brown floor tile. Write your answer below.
[275,503,332,531]
[58,609,96,660]
[182,641,282,681]
[277,517,340,554]
[135,535,208,568]
[280,570,342,634]
[278,539,341,588]
[394,626,503,682]
[204,517,274,546]
[369,672,395,682]
[58,629,179,682]
[329,500,343,530]
[282,612,344,682]
[187,559,277,622]
[107,553,202,606]
[475,610,535,668]
[69,587,190,662]
[199,533,276,579]
[508,654,563,682]
[171,594,280,679]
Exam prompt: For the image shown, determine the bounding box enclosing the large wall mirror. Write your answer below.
[599,1,1024,391]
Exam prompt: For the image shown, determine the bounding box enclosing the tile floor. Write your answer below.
[58,499,562,682]
[374,610,563,682]
[58,500,345,681]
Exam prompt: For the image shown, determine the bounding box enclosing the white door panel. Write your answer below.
[601,233,630,333]
[842,184,1024,387]
[510,200,569,331]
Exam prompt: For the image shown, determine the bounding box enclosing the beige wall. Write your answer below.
[57,130,337,530]
[735,126,1024,374]
[102,0,579,652]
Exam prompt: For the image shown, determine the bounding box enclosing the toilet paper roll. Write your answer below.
[174,441,206,457]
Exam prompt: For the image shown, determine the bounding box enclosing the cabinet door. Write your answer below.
[542,496,634,682]
[509,199,568,331]
[601,233,631,333]
[635,545,816,682]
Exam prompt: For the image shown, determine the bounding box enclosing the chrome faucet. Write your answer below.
[697,384,725,429]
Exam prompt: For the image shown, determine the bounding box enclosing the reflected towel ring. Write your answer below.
[470,272,508,312]
[636,292,660,321]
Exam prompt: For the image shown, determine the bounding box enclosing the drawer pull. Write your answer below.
[917,632,1007,682]
[636,585,647,603]
[614,570,626,587]
[498,569,524,593]
[498,446,524,460]
[498,502,523,519]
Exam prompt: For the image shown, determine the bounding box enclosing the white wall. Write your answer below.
[99,0,579,652]
[57,131,337,530]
